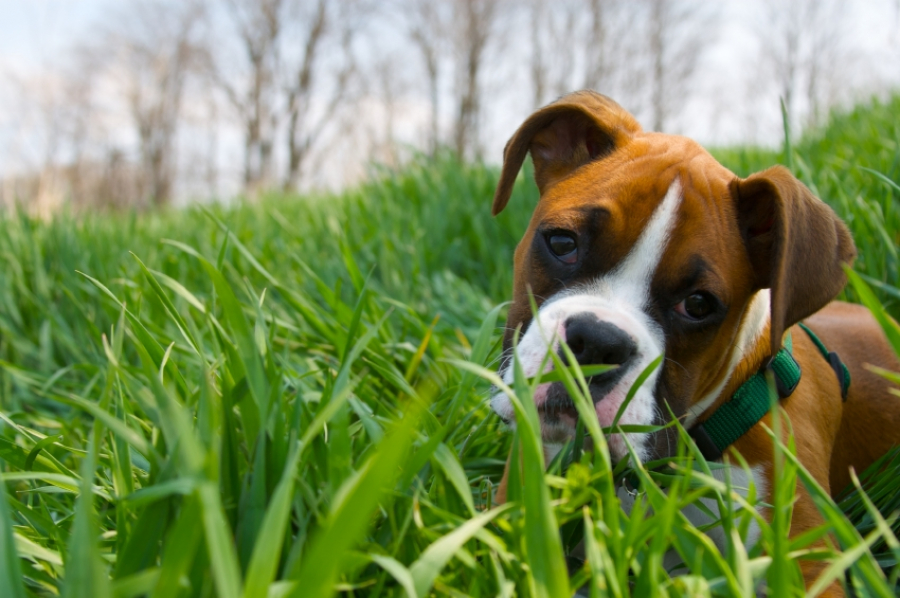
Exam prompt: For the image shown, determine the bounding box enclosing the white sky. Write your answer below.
[0,1,100,66]
[1,0,899,196]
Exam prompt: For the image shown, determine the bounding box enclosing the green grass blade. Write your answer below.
[526,363,618,385]
[148,496,203,598]
[508,328,571,598]
[845,266,900,357]
[112,569,160,598]
[780,96,794,172]
[242,443,302,598]
[289,397,426,597]
[0,480,27,598]
[430,442,476,516]
[409,503,513,596]
[61,431,111,598]
[369,554,417,598]
[198,481,243,598]
[132,253,204,358]
[165,240,270,423]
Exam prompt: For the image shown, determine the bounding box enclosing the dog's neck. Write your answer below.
[684,289,773,428]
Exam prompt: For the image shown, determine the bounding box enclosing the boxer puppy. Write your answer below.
[490,90,900,594]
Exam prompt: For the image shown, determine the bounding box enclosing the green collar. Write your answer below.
[689,333,801,461]
[688,324,851,461]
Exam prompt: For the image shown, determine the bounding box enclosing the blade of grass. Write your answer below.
[0,481,26,598]
[409,503,514,596]
[845,266,900,356]
[289,395,427,598]
[242,442,302,598]
[61,431,111,598]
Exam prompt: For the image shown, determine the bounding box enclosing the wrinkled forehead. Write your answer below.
[526,134,738,258]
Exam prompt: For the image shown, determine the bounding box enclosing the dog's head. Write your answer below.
[490,91,856,461]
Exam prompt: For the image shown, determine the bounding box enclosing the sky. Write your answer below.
[0,1,101,66]
[1,0,899,196]
[0,1,107,173]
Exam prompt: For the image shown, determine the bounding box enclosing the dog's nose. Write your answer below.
[562,314,637,367]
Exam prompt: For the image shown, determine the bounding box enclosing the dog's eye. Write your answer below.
[547,233,577,263]
[676,293,715,320]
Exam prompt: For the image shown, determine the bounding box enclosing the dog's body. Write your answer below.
[490,91,900,594]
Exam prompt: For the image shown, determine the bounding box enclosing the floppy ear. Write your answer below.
[732,165,857,358]
[492,90,641,215]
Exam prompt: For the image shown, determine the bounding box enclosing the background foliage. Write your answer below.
[0,95,898,597]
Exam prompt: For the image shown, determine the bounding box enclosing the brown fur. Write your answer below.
[491,91,900,595]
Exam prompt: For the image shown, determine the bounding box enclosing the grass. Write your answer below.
[0,95,898,596]
[713,93,900,311]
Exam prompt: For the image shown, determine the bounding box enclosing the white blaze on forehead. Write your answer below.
[491,178,685,460]
[591,177,685,309]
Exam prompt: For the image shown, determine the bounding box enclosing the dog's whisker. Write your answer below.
[664,357,688,375]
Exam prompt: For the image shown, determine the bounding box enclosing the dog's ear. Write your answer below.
[732,165,856,358]
[492,91,640,215]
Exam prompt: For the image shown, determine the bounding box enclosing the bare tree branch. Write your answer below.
[400,0,449,155]
[759,0,850,132]
[452,0,500,160]
[212,0,285,194]
[103,0,206,207]
[283,0,361,191]
[642,0,712,132]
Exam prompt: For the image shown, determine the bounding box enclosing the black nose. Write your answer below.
[561,314,637,367]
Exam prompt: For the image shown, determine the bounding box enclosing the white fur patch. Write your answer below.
[684,289,771,428]
[491,179,683,461]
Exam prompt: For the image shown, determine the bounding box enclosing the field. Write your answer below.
[1,95,899,597]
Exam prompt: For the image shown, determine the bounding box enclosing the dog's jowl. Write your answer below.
[490,90,900,595]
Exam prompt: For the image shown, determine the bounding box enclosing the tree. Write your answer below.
[527,0,578,109]
[760,0,849,132]
[212,0,285,194]
[452,0,500,160]
[283,0,361,191]
[404,0,448,154]
[104,0,205,207]
[208,0,362,194]
[395,0,503,160]
[525,0,646,113]
[642,0,711,132]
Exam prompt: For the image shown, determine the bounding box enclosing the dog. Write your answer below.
[489,91,900,594]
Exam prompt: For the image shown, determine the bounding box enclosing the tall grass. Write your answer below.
[714,94,900,313]
[0,96,897,596]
